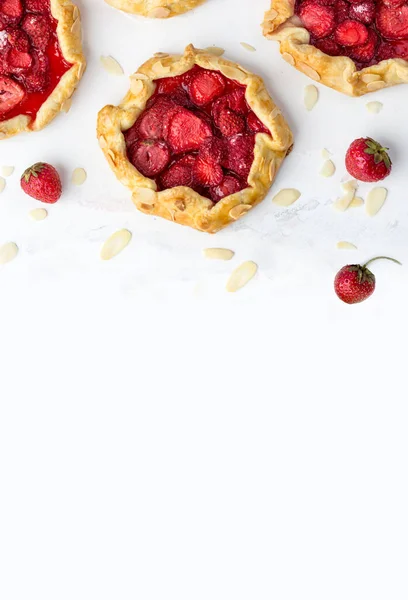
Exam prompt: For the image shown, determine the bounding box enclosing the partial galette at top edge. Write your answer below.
[104,0,206,18]
[97,45,293,234]
[0,0,85,139]
[263,0,408,96]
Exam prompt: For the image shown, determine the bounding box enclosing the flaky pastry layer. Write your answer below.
[97,44,293,233]
[262,0,408,96]
[0,0,86,140]
[104,0,205,18]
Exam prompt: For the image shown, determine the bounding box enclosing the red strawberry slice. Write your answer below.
[299,2,336,38]
[314,37,342,55]
[167,107,212,154]
[222,133,255,180]
[247,112,269,134]
[348,28,378,62]
[199,137,226,163]
[376,38,408,60]
[0,0,22,20]
[24,0,50,13]
[20,49,49,92]
[128,139,170,178]
[380,0,405,7]
[334,19,369,46]
[22,14,52,51]
[156,73,187,95]
[0,74,25,115]
[376,5,408,40]
[193,156,223,187]
[188,68,226,106]
[334,0,350,22]
[217,107,245,137]
[137,97,178,140]
[6,48,32,72]
[160,155,196,189]
[6,27,30,51]
[210,175,245,203]
[349,1,375,24]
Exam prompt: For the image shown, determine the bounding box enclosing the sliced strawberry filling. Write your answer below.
[124,65,272,203]
[296,0,408,67]
[0,0,72,122]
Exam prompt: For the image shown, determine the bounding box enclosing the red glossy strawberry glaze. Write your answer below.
[295,0,408,68]
[0,5,71,123]
[124,66,272,203]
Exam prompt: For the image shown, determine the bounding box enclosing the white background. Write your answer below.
[1,1,408,598]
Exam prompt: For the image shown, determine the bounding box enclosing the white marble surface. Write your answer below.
[1,2,408,599]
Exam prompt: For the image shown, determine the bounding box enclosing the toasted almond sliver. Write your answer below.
[320,159,336,178]
[272,188,301,207]
[29,208,48,221]
[304,84,319,111]
[366,101,383,114]
[203,248,235,261]
[366,187,387,216]
[100,55,124,76]
[0,242,18,265]
[367,80,386,91]
[321,148,331,160]
[229,204,251,220]
[282,52,295,66]
[342,180,358,194]
[72,167,87,186]
[205,46,225,56]
[361,73,381,83]
[100,229,132,260]
[349,196,364,208]
[337,241,357,250]
[240,42,256,52]
[226,261,258,293]
[333,190,355,212]
[1,166,14,177]
[0,176,5,193]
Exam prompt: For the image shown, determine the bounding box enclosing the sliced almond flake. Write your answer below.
[148,7,170,17]
[0,166,14,177]
[320,159,336,178]
[0,242,18,265]
[321,148,331,159]
[366,187,387,216]
[333,190,355,211]
[205,46,225,56]
[220,65,246,81]
[304,84,318,111]
[342,180,358,194]
[272,188,301,207]
[72,167,87,186]
[229,204,251,220]
[226,261,258,293]
[29,208,48,221]
[71,18,80,37]
[240,42,256,52]
[203,248,234,261]
[361,74,381,83]
[269,159,276,180]
[100,229,132,261]
[100,55,124,76]
[349,196,364,208]
[0,176,6,193]
[282,52,295,66]
[367,80,386,91]
[270,107,281,119]
[297,62,321,81]
[130,78,144,95]
[366,101,383,114]
[132,188,156,205]
[153,52,169,58]
[337,241,357,250]
[61,97,72,113]
[267,8,278,20]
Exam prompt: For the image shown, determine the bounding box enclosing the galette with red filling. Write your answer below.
[0,0,85,139]
[97,45,293,233]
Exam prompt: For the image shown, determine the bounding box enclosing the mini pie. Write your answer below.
[104,0,206,18]
[0,0,85,139]
[97,45,293,233]
[263,0,408,96]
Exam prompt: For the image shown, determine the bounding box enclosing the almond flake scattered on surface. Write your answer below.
[0,242,18,265]
[100,55,124,76]
[320,159,336,178]
[72,167,87,186]
[366,187,387,216]
[0,166,14,177]
[0,177,5,193]
[226,261,258,293]
[342,180,358,194]
[333,190,355,211]
[366,101,383,114]
[203,248,235,261]
[321,148,331,159]
[349,196,364,208]
[304,85,319,111]
[205,46,225,56]
[240,42,256,52]
[272,188,301,207]
[100,229,132,260]
[337,241,357,250]
[29,208,48,221]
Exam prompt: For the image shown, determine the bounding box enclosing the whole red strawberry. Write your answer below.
[20,162,62,203]
[334,256,401,304]
[345,137,392,182]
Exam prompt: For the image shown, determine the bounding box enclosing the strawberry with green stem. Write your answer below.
[334,256,402,304]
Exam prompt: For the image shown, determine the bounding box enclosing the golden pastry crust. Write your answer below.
[262,1,408,96]
[97,44,293,234]
[104,0,205,18]
[0,0,86,140]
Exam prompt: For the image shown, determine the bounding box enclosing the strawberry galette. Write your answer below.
[104,0,205,18]
[263,0,408,95]
[97,45,293,233]
[0,0,85,139]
